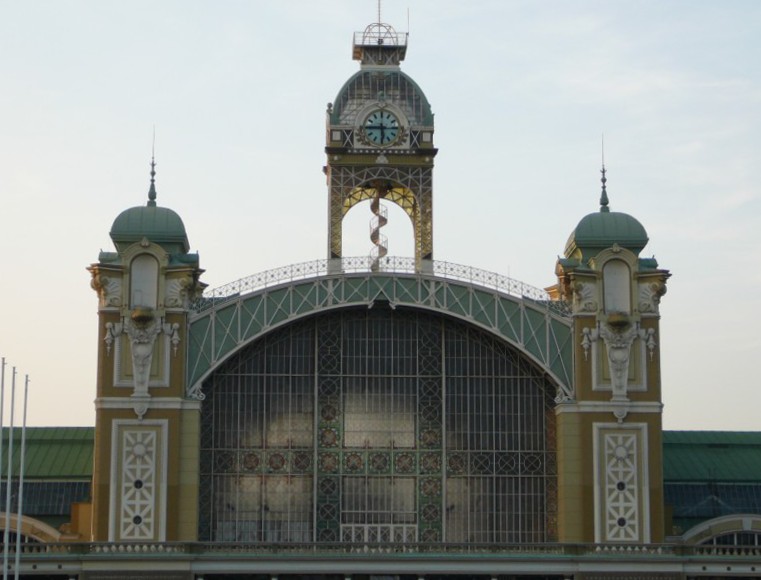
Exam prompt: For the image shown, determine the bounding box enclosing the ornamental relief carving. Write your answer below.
[638,281,667,313]
[600,430,643,542]
[111,422,166,542]
[119,428,157,540]
[105,312,181,418]
[582,322,657,403]
[598,324,640,401]
[573,281,598,313]
[165,276,191,308]
[91,273,122,308]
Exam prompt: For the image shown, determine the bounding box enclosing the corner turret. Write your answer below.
[552,164,670,546]
[87,156,205,543]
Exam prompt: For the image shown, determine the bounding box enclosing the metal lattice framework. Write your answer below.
[328,167,433,268]
[197,309,558,544]
[331,70,432,127]
[187,258,573,401]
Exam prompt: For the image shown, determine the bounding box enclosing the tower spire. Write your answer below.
[599,135,609,213]
[148,130,157,207]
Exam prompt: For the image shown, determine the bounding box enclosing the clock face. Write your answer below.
[364,110,400,145]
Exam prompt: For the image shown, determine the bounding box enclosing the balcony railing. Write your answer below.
[8,541,761,557]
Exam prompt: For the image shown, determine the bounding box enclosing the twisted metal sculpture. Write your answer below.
[370,190,389,271]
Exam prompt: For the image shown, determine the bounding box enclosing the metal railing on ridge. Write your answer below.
[191,256,566,314]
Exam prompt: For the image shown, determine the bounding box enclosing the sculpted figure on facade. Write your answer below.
[599,323,640,401]
[123,316,163,398]
[583,321,656,402]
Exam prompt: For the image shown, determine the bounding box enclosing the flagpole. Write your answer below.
[2,367,16,580]
[13,376,28,580]
[0,359,5,559]
[0,357,5,513]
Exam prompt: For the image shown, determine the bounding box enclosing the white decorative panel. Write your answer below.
[593,424,650,543]
[110,420,167,541]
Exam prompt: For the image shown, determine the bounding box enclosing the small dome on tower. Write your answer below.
[109,158,190,254]
[564,166,649,260]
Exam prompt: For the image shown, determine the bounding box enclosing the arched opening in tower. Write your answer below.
[341,187,416,262]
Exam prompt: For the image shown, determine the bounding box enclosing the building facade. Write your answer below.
[2,17,761,580]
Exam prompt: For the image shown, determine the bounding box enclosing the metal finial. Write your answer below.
[147,129,157,207]
[599,161,610,213]
[598,134,609,212]
[378,0,382,23]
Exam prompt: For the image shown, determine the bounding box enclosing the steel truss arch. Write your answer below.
[187,270,573,401]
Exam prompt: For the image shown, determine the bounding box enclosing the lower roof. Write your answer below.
[4,428,760,483]
[663,431,761,482]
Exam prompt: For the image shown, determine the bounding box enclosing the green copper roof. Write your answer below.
[1,427,94,479]
[663,431,761,482]
[110,158,190,254]
[565,210,649,256]
[565,167,649,259]
[6,428,759,483]
[110,204,189,253]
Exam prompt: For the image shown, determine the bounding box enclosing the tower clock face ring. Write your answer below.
[363,110,400,145]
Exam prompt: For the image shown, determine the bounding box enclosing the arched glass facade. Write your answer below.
[199,307,557,544]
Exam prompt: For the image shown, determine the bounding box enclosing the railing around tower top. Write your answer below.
[191,256,566,314]
[354,27,408,47]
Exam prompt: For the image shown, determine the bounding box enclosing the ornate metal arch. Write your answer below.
[328,165,433,267]
[187,260,573,402]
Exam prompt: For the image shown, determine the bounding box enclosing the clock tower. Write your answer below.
[325,19,437,273]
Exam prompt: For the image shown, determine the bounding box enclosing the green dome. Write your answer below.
[110,159,190,254]
[565,166,649,259]
[110,204,189,253]
[565,209,648,258]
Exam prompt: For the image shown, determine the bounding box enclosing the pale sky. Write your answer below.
[1,1,759,429]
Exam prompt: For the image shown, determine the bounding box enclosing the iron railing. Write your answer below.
[192,256,562,312]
